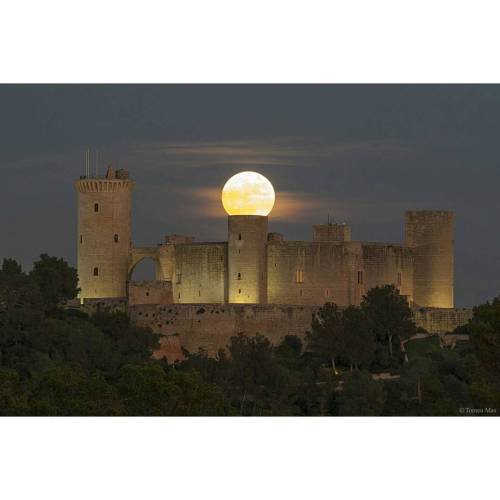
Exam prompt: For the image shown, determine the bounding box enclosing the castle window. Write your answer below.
[114,234,119,243]
[238,233,242,240]
[237,272,241,280]
[93,267,99,276]
[238,289,241,294]
[176,271,182,284]
[295,269,304,284]
[94,203,99,213]
[397,271,402,286]
[325,288,330,298]
[357,271,364,284]
[80,235,83,244]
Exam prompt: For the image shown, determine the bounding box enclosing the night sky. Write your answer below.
[1,84,499,307]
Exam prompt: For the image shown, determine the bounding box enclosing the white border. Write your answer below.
[1,1,499,498]
[0,417,498,499]
[1,0,500,83]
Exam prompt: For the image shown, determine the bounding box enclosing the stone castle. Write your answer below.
[75,167,470,360]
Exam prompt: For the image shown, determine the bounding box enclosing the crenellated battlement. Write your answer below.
[74,178,134,193]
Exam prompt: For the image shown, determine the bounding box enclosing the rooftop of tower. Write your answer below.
[78,166,130,181]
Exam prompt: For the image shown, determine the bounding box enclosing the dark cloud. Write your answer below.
[0,85,499,306]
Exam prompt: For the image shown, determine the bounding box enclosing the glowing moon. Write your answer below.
[222,171,275,216]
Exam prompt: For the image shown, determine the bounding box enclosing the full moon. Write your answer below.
[221,171,275,216]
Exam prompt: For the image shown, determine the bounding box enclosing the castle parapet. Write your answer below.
[313,223,351,242]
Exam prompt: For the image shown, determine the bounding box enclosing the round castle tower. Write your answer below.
[221,171,275,304]
[228,215,268,303]
[405,210,454,308]
[75,167,134,300]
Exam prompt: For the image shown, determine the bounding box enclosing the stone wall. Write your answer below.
[173,243,227,303]
[266,241,362,306]
[128,281,173,305]
[81,297,128,313]
[77,300,472,362]
[361,243,414,304]
[124,303,474,362]
[413,307,473,335]
[129,303,317,361]
[128,237,417,309]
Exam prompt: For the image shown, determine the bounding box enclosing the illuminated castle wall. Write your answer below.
[76,169,454,309]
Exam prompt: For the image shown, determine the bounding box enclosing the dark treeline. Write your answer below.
[0,256,498,416]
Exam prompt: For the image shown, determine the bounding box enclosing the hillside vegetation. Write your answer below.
[0,256,498,416]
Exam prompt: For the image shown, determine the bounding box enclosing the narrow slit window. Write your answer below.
[114,234,119,243]
[94,203,99,213]
[238,233,242,240]
[295,269,304,284]
[397,271,402,286]
[237,272,241,280]
[80,235,83,244]
[93,267,99,276]
[357,271,364,284]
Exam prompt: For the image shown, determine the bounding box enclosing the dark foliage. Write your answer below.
[0,256,498,416]
[29,254,79,310]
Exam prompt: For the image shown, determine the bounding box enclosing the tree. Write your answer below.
[29,254,78,310]
[115,363,231,416]
[0,368,28,415]
[225,333,295,415]
[0,258,23,278]
[398,355,458,415]
[467,299,500,377]
[341,306,376,370]
[274,335,303,370]
[400,356,433,408]
[28,366,121,416]
[92,311,160,367]
[457,297,500,409]
[361,285,416,360]
[306,302,345,373]
[336,370,386,416]
[0,262,44,332]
